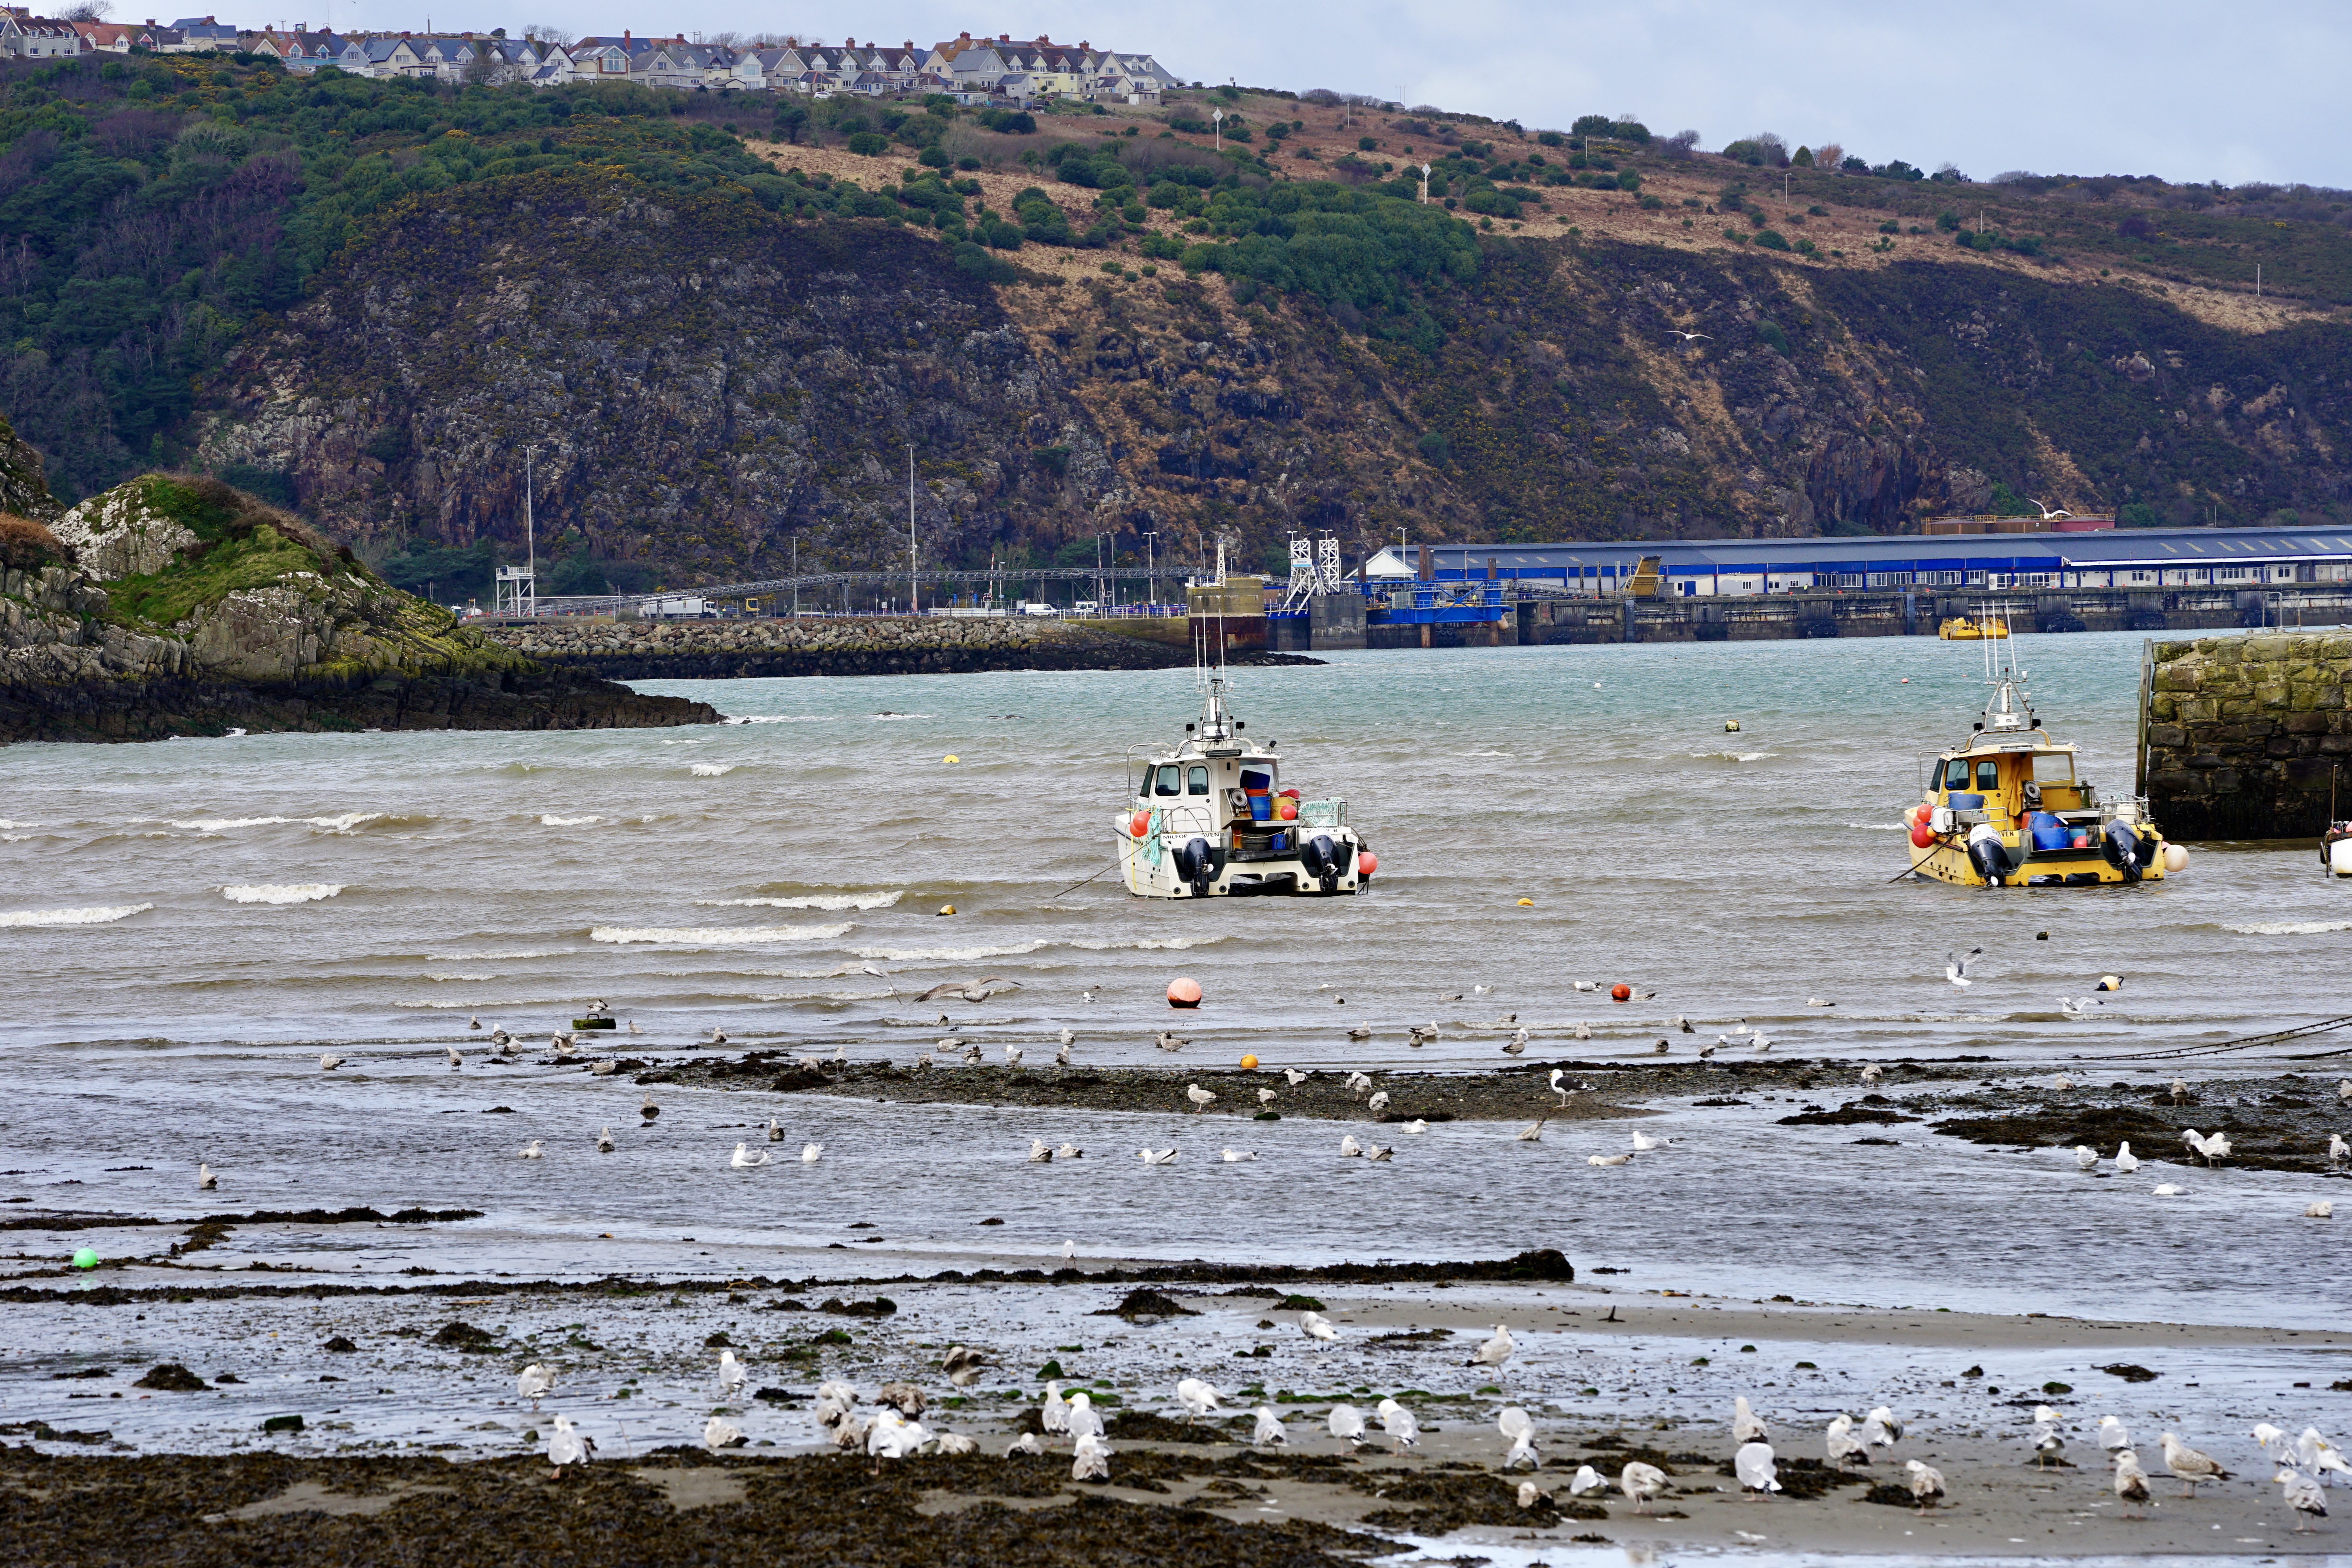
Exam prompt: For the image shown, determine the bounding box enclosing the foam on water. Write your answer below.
[853,939,1053,962]
[221,883,345,904]
[539,814,602,826]
[589,921,855,946]
[2223,918,2352,935]
[0,902,154,927]
[688,762,737,776]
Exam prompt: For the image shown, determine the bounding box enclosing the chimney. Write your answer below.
[998,32,1009,41]
[958,29,969,40]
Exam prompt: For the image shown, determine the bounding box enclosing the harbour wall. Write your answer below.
[2140,632,2352,841]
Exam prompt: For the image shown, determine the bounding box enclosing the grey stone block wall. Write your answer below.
[2143,632,2352,840]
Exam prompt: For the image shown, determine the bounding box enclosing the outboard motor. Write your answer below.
[1174,836,1217,898]
[1301,834,1343,893]
[2102,819,2151,882]
[1965,826,2010,887]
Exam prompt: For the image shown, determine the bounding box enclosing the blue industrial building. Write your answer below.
[1361,524,2352,596]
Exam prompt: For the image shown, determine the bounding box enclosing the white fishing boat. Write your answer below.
[1115,670,1374,899]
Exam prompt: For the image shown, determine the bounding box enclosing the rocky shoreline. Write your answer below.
[481,616,1323,679]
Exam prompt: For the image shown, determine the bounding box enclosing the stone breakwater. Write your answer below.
[2142,632,2352,839]
[482,616,1318,678]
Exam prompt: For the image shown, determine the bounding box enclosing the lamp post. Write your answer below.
[1143,529,1161,608]
[1212,107,1222,151]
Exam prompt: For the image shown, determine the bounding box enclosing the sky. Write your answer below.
[285,0,2352,189]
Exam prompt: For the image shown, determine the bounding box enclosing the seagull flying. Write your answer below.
[1945,947,1981,987]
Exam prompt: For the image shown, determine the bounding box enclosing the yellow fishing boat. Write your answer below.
[1903,612,2184,887]
[1937,615,2009,640]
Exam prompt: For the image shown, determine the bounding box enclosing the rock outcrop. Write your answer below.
[1,465,716,744]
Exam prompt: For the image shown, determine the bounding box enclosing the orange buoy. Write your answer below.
[1129,809,1151,838]
[1610,983,1632,1002]
[1239,1053,1258,1069]
[1910,819,1937,849]
[1167,976,1203,1009]
[1358,851,1378,878]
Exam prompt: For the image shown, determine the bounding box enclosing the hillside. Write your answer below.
[2,53,2348,596]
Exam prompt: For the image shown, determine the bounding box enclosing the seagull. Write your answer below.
[2152,1182,2187,1196]
[2160,1432,2230,1496]
[517,1363,552,1410]
[2033,1405,2065,1468]
[1472,1325,1514,1368]
[2308,1430,2352,1482]
[1621,1461,1667,1513]
[1285,1069,1308,1087]
[1632,1131,1661,1151]
[2341,1078,2352,1102]
[2171,1076,2190,1103]
[641,1093,659,1120]
[1056,1143,1083,1160]
[2074,1145,2098,1170]
[1346,1072,1373,1097]
[2114,1448,2153,1515]
[2279,1467,2329,1530]
[704,1414,747,1450]
[1257,1087,1277,1105]
[1826,1413,1870,1467]
[468,1015,482,1030]
[2255,1423,2295,1463]
[706,1027,728,1045]
[1860,1064,1883,1083]
[2052,1074,2076,1092]
[1340,1135,1364,1158]
[918,978,1023,1004]
[1252,1406,1287,1445]
[1550,1069,1570,1106]
[1006,1432,1045,1456]
[1573,1021,1592,1041]
[1863,1406,1904,1448]
[731,1142,769,1168]
[319,1053,345,1071]
[1367,1142,1393,1162]
[546,1414,590,1479]
[1945,947,1981,987]
[1186,1084,1217,1112]
[1570,1463,1605,1496]
[1300,1310,1339,1344]
[2182,1128,2230,1165]
[1057,1027,1074,1047]
[489,1028,512,1049]
[801,1142,824,1163]
[1154,1031,1189,1053]
[1588,1152,1632,1167]
[1041,1381,1071,1434]
[1574,980,1598,993]
[2114,1141,2140,1173]
[1734,1396,1769,1444]
[1905,1458,1946,1513]
[1029,1139,1054,1162]
[1439,991,1463,1003]
[1668,329,1712,343]
[961,1042,982,1066]
[1055,1042,1071,1067]
[1367,1091,1390,1113]
[1061,1238,1078,1260]
[628,1020,643,1035]
[1376,1397,1419,1452]
[2330,1133,2349,1164]
[1345,1026,1372,1042]
[1517,1118,1548,1142]
[1735,1441,1783,1498]
[1328,1404,1369,1448]
[1071,1433,1111,1481]
[1176,1377,1220,1423]
[717,1349,748,1399]
[1221,1148,1258,1162]
[1005,1046,1024,1070]
[1517,1480,1546,1510]
[197,1163,217,1191]
[2098,1416,2132,1454]
[445,1045,463,1069]
[518,1139,543,1159]
[2057,996,2100,1018]
[1138,1148,1177,1165]
[1501,1033,1527,1056]
[1406,1119,1428,1134]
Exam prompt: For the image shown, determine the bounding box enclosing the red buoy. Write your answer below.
[1167,976,1203,1009]
[1610,983,1632,1002]
[1358,851,1378,878]
[1129,809,1151,839]
[1909,820,1937,849]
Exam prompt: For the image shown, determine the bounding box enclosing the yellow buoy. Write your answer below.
[1725,719,1741,732]
[943,754,960,764]
[1239,1054,1259,1069]
[937,903,956,916]
[1515,897,1534,907]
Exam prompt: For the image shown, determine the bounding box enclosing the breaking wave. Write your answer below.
[1067,935,1231,951]
[590,922,855,946]
[0,902,154,927]
[540,815,602,827]
[221,884,344,904]
[699,891,902,912]
[854,939,1052,962]
[2224,919,2352,936]
[689,763,736,777]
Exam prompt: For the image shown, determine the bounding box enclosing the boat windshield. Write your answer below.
[1153,764,1182,797]
[2031,753,2076,784]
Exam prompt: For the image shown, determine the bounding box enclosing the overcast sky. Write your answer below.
[308,0,2352,189]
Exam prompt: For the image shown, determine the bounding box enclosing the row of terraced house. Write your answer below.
[0,11,1176,103]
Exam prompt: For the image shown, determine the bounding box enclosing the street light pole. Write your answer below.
[906,444,918,617]
[1144,529,1160,608]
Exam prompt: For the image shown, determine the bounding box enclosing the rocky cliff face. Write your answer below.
[196,178,2352,584]
[0,465,716,743]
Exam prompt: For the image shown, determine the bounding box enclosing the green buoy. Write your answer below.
[71,1247,98,1270]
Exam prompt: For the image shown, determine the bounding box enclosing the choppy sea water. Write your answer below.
[5,634,2349,1318]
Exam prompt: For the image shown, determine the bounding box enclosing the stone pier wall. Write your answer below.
[2142,632,2352,840]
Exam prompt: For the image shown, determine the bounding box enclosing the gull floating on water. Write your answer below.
[1632,1131,1661,1151]
[518,1139,543,1159]
[517,1363,552,1410]
[1154,1031,1189,1053]
[1588,1152,1632,1167]
[766,1117,784,1143]
[2310,1200,2336,1218]
[1502,1030,1527,1056]
[1221,1148,1257,1162]
[319,1053,345,1071]
[1406,1119,1428,1134]
[801,1143,824,1163]
[1138,1148,1177,1165]
[596,1126,614,1152]
[1057,1143,1083,1160]
[641,1093,659,1120]
[1029,1139,1054,1163]
[2074,1145,2098,1170]
[445,1045,463,1069]
[1367,1143,1393,1161]
[731,1142,768,1168]
[1340,1135,1363,1158]
[197,1163,217,1191]
[1517,1117,1548,1143]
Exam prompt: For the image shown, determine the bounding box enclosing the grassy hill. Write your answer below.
[1,52,2347,592]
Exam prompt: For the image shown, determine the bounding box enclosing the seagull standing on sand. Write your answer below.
[1734,1396,1769,1444]
[445,1045,463,1069]
[717,1349,748,1400]
[2114,1448,2153,1515]
[1905,1458,1945,1513]
[1945,948,1981,987]
[1826,1414,1869,1467]
[1253,1406,1287,1445]
[1570,1464,1605,1497]
[2161,1432,2230,1496]
[1472,1325,1515,1369]
[1862,1407,1903,1449]
[2098,1416,2131,1454]
[1376,1397,1419,1452]
[2279,1467,2329,1530]
[1328,1404,1369,1448]
[2033,1405,2065,1467]
[1176,1378,1220,1423]
[704,1414,747,1450]
[1186,1084,1216,1112]
[546,1414,590,1479]
[1735,1441,1783,1498]
[517,1363,552,1410]
[2114,1140,2140,1173]
[319,1053,345,1071]
[1301,1310,1339,1345]
[1621,1461,1667,1513]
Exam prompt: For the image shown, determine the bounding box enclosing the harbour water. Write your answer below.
[6,632,2351,1508]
